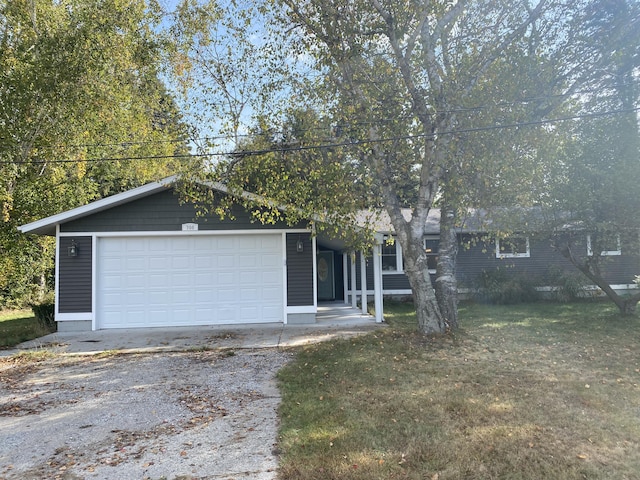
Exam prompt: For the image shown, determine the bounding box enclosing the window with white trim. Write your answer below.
[587,234,621,256]
[424,236,439,273]
[381,240,403,272]
[495,235,530,258]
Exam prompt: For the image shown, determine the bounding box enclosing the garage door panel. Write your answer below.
[97,234,284,328]
[239,271,258,284]
[262,305,282,320]
[238,237,257,249]
[217,272,235,283]
[195,272,213,285]
[217,255,235,268]
[126,241,145,252]
[148,274,167,288]
[217,237,235,250]
[239,255,257,268]
[149,256,167,270]
[261,254,280,268]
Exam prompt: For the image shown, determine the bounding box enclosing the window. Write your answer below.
[381,240,403,272]
[587,234,621,256]
[496,235,530,258]
[424,236,439,273]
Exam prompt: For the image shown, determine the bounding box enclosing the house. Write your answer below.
[19,178,638,332]
[346,208,639,301]
[18,177,384,332]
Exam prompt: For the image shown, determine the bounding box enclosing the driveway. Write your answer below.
[0,308,384,479]
[0,349,291,480]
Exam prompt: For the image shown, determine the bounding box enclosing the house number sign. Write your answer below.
[182,223,198,231]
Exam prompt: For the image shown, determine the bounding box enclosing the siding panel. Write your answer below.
[457,234,639,287]
[286,233,314,306]
[61,189,301,232]
[58,236,92,313]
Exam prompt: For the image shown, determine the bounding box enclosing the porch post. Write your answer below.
[373,238,384,323]
[350,252,357,309]
[343,253,349,305]
[360,250,368,314]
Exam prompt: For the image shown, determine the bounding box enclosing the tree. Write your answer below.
[521,0,640,314]
[278,0,640,332]
[169,0,637,333]
[1,0,193,305]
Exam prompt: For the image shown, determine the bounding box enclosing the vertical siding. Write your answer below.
[58,236,92,313]
[286,233,314,306]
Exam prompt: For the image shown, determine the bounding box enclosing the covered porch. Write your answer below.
[315,232,384,323]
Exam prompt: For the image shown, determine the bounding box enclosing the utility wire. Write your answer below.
[1,106,637,166]
[19,82,638,152]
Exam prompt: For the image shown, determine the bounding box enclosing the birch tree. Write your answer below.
[170,0,637,333]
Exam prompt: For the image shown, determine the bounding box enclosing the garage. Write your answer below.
[96,234,284,329]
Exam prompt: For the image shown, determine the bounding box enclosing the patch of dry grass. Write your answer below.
[277,301,640,479]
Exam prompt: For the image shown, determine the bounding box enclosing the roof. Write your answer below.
[18,176,304,236]
[19,175,558,238]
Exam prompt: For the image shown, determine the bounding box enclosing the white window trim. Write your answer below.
[381,240,403,274]
[495,236,530,259]
[587,234,621,256]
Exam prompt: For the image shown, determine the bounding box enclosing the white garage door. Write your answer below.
[96,234,283,329]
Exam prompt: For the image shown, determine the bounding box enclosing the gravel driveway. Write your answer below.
[0,349,292,480]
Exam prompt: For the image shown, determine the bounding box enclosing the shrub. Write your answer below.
[472,268,540,305]
[545,266,589,302]
[31,300,56,332]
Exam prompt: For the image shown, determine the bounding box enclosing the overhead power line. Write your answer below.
[20,81,638,153]
[1,106,637,166]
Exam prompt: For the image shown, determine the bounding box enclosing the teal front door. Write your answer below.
[317,251,335,301]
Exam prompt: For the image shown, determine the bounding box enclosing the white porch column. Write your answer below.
[350,252,357,309]
[343,253,349,304]
[373,239,384,323]
[360,250,368,314]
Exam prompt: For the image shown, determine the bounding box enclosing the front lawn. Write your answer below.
[0,309,53,349]
[277,301,640,479]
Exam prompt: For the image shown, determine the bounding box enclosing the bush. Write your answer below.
[545,266,589,302]
[472,268,540,305]
[31,301,56,332]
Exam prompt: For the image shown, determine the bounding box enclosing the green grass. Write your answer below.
[0,309,54,348]
[277,300,640,479]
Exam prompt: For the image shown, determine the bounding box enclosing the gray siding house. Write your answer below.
[20,178,387,332]
[19,178,638,331]
[346,214,639,301]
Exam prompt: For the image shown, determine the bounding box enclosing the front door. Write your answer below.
[317,251,335,301]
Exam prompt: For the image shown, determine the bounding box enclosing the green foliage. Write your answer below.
[472,268,541,305]
[167,0,638,332]
[1,0,195,306]
[545,266,590,303]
